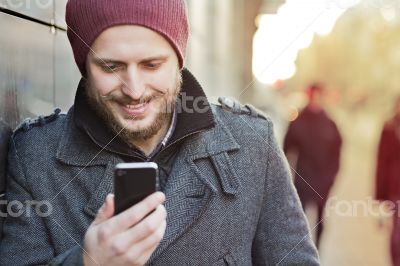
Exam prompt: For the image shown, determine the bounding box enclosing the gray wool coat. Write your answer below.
[0,102,319,265]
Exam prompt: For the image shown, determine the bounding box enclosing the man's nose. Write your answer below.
[121,67,146,100]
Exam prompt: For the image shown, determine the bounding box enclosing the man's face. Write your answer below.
[86,25,182,142]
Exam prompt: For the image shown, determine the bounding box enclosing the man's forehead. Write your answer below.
[89,25,175,56]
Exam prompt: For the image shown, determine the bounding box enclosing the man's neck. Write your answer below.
[129,114,172,156]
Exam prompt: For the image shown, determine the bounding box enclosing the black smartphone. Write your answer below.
[114,162,159,215]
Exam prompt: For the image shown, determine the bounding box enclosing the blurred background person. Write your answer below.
[283,84,342,248]
[375,96,400,266]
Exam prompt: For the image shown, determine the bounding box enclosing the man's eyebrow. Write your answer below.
[92,55,169,65]
[140,55,169,62]
[92,58,125,65]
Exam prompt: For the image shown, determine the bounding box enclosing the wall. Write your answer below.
[186,0,262,101]
[0,0,80,129]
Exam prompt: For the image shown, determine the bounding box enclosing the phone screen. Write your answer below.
[114,162,158,215]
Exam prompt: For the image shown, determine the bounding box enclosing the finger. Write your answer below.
[93,194,115,226]
[111,205,167,252]
[127,219,167,264]
[105,192,165,234]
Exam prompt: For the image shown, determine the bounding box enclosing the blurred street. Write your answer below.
[318,109,392,265]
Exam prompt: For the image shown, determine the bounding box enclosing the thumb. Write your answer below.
[93,194,115,225]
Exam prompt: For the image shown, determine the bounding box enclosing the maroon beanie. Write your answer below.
[65,0,189,76]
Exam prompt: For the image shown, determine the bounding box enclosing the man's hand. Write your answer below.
[83,192,167,266]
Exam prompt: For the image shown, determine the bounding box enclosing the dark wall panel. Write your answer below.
[0,0,53,24]
[0,12,54,129]
[0,0,79,131]
[54,30,80,111]
[54,0,67,29]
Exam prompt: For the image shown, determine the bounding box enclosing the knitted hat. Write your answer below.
[66,0,189,76]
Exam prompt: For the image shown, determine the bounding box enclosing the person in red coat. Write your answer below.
[284,84,342,248]
[375,96,400,266]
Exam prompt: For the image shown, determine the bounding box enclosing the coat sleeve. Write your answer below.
[0,136,84,266]
[251,120,320,265]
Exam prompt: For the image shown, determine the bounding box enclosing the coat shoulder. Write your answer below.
[14,108,63,134]
[211,97,273,141]
[216,97,269,120]
[11,108,68,154]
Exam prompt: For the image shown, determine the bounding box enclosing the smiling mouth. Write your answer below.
[117,98,153,117]
[118,97,152,108]
[124,102,147,110]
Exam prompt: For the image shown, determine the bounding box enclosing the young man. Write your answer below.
[0,1,319,265]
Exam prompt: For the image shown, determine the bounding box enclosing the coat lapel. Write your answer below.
[82,160,121,217]
[55,108,118,167]
[148,115,240,263]
[55,110,122,217]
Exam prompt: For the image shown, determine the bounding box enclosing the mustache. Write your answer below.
[100,89,168,105]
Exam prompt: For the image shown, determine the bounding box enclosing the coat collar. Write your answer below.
[56,69,242,166]
[147,111,241,263]
[55,104,240,166]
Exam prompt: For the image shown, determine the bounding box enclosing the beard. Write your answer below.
[86,70,182,143]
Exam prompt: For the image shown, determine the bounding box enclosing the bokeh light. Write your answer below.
[253,0,360,85]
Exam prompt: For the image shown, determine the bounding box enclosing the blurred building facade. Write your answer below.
[185,0,262,99]
[0,0,79,129]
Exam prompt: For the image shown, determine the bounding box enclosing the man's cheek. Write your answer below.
[151,97,166,114]
[92,76,120,94]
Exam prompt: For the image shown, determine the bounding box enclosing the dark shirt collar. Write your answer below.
[146,107,177,159]
[73,68,216,161]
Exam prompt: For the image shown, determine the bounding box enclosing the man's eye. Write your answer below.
[101,64,120,72]
[144,62,161,70]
